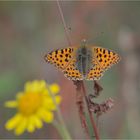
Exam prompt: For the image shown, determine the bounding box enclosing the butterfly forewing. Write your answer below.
[44,47,75,70]
[93,47,120,71]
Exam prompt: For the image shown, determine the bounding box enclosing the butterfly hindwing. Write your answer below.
[63,59,83,80]
[93,47,120,71]
[86,59,104,80]
[44,47,74,70]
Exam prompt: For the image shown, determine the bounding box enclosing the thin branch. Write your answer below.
[81,81,100,140]
[56,0,72,46]
[73,81,90,138]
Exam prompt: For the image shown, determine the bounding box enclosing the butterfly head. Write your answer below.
[80,39,87,48]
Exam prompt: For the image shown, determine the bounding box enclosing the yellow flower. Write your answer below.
[5,80,61,135]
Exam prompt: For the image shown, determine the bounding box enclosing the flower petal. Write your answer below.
[32,115,43,129]
[55,95,61,104]
[43,96,61,110]
[27,116,35,133]
[49,84,60,94]
[5,113,22,130]
[25,80,46,93]
[24,81,32,92]
[43,98,56,110]
[15,117,27,135]
[16,92,24,99]
[42,89,49,96]
[5,101,18,108]
[37,108,54,123]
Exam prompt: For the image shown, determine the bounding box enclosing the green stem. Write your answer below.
[53,120,67,139]
[46,84,71,139]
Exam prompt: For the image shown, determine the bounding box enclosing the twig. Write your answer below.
[56,0,72,46]
[81,81,100,140]
[73,81,90,138]
[56,1,100,140]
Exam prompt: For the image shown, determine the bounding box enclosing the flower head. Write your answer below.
[5,80,61,135]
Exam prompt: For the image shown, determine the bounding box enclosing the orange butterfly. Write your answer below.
[44,43,120,80]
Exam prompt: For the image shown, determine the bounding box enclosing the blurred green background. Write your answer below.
[0,1,140,139]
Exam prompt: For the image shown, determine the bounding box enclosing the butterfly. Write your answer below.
[44,44,120,81]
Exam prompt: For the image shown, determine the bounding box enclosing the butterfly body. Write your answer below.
[44,45,120,81]
[76,46,93,78]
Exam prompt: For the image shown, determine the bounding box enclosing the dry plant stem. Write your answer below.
[82,81,100,140]
[94,81,103,97]
[74,81,90,138]
[56,0,72,46]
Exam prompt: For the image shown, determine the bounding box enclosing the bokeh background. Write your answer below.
[0,1,140,139]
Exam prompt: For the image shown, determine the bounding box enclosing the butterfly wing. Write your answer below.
[44,47,75,70]
[63,59,83,80]
[86,46,120,80]
[86,59,104,80]
[44,47,83,80]
[93,47,121,71]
